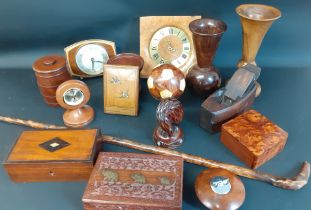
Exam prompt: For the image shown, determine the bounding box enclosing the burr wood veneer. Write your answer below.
[221,110,288,169]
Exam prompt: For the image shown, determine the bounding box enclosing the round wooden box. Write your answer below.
[32,55,71,107]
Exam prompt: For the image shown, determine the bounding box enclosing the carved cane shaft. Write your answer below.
[102,135,310,190]
[0,116,67,130]
[0,115,309,190]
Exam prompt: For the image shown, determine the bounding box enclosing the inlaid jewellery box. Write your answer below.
[82,152,184,210]
[3,129,102,182]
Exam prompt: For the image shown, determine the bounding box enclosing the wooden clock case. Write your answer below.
[65,39,116,78]
[140,16,201,78]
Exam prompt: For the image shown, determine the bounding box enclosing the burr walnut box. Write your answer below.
[82,152,183,210]
[3,129,102,182]
[221,110,288,169]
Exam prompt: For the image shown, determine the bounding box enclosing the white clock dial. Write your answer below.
[149,26,191,69]
[75,44,109,75]
[63,88,84,106]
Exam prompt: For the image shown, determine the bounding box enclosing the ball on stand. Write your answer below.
[147,64,186,149]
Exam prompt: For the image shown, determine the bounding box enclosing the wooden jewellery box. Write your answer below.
[221,110,288,169]
[82,152,183,210]
[3,129,102,182]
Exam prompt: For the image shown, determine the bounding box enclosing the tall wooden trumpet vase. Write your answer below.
[236,4,281,97]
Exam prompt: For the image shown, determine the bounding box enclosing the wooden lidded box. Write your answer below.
[221,110,288,169]
[82,152,183,210]
[32,55,71,107]
[3,129,102,182]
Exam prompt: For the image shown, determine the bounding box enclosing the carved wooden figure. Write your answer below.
[147,64,186,149]
[186,18,227,98]
[82,152,183,209]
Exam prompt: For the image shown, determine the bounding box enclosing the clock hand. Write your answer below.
[93,60,104,63]
[167,42,176,53]
[91,58,95,70]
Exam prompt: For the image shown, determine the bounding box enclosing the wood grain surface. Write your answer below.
[140,16,200,78]
[103,64,139,116]
[221,110,288,169]
[3,129,102,182]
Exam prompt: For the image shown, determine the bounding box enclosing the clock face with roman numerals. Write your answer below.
[149,26,191,70]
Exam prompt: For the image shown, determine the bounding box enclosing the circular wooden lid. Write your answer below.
[107,53,144,72]
[195,169,245,210]
[32,55,66,73]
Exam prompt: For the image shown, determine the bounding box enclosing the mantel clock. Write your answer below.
[140,16,200,78]
[65,39,116,78]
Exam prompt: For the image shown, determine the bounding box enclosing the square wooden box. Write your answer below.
[3,129,102,182]
[221,110,288,169]
[82,152,183,210]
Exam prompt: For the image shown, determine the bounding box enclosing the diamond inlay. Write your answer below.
[39,137,70,152]
[50,143,60,148]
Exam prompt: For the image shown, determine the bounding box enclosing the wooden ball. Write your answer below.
[147,64,186,100]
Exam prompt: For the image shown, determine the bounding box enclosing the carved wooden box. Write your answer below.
[82,152,183,210]
[3,129,102,182]
[221,110,288,169]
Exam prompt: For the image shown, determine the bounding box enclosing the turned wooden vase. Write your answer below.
[186,18,227,98]
[236,4,281,97]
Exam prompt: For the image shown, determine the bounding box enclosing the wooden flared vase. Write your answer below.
[186,18,227,98]
[236,4,281,97]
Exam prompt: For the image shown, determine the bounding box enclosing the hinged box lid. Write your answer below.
[3,129,102,182]
[82,152,183,209]
[5,129,101,163]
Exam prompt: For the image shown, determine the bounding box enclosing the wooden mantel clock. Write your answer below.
[140,16,201,78]
[56,80,94,128]
[65,39,116,78]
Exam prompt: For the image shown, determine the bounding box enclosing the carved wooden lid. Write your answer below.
[82,152,183,208]
[32,55,66,73]
[195,169,245,210]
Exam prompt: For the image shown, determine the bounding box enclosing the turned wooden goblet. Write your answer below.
[186,18,227,98]
[147,64,186,149]
[236,4,281,97]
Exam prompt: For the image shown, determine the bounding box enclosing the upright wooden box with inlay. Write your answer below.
[3,129,102,182]
[82,152,183,210]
